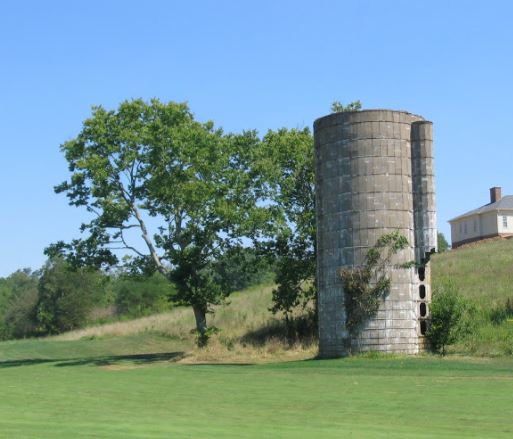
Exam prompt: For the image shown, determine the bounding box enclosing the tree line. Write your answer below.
[0,248,274,340]
[2,98,320,343]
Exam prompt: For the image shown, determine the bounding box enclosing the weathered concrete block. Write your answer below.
[315,110,436,357]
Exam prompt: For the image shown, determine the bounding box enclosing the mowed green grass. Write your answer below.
[1,336,513,438]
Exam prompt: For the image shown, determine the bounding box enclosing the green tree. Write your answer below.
[261,100,363,324]
[331,100,362,113]
[437,232,450,252]
[426,283,471,355]
[0,269,39,339]
[210,246,274,293]
[36,258,106,334]
[259,128,316,323]
[46,99,267,344]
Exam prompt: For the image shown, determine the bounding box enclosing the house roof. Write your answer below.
[449,195,513,222]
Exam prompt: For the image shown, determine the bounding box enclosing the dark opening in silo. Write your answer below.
[418,266,425,281]
[420,302,427,317]
[419,285,426,299]
[420,320,427,335]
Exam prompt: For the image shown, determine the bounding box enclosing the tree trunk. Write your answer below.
[193,305,208,346]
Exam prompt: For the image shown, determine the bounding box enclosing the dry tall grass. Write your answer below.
[53,284,318,363]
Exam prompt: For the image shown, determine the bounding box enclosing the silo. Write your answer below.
[411,121,437,339]
[314,109,436,357]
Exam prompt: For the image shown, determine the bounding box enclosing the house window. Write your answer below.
[464,222,467,235]
[474,219,478,232]
[503,216,508,228]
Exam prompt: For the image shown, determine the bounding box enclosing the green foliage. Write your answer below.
[47,98,270,344]
[114,273,174,318]
[35,259,106,335]
[431,239,513,355]
[259,128,317,322]
[210,246,274,293]
[489,297,513,325]
[437,232,450,252]
[270,251,316,318]
[0,269,39,339]
[195,326,220,348]
[426,283,473,355]
[3,289,38,339]
[330,100,362,113]
[340,231,409,335]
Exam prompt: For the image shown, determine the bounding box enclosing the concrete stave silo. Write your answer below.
[314,109,436,357]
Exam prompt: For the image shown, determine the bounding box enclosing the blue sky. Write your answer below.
[1,0,512,276]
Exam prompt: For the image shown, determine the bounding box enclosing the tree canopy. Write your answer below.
[46,98,270,342]
[259,128,317,321]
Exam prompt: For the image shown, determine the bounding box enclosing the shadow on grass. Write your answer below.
[185,362,255,367]
[240,315,317,348]
[0,352,185,369]
[0,358,58,368]
[55,351,186,367]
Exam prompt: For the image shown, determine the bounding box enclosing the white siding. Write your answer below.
[497,212,513,234]
[481,211,499,236]
[450,212,499,245]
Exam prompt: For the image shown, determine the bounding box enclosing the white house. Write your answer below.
[449,187,513,248]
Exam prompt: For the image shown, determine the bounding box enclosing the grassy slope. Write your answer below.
[18,284,316,365]
[432,238,513,302]
[431,238,513,355]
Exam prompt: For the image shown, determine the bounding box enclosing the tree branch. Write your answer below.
[131,203,168,276]
[119,229,146,257]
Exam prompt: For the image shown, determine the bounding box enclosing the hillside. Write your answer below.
[431,238,513,355]
[4,284,316,365]
[2,238,512,364]
[432,238,513,302]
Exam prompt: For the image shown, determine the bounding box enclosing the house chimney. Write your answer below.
[490,186,502,204]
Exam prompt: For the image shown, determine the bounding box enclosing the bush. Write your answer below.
[437,232,450,253]
[114,273,174,318]
[426,283,473,355]
[490,297,513,325]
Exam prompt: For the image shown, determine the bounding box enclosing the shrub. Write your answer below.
[437,232,450,253]
[426,283,473,355]
[114,273,174,318]
[490,297,513,325]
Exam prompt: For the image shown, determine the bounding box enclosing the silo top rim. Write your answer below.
[314,109,432,129]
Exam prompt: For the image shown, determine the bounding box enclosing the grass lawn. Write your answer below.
[1,336,513,438]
